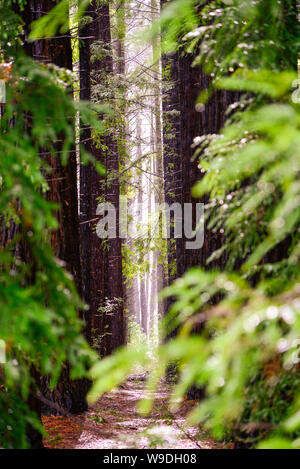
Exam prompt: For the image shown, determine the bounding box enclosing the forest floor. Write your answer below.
[42,375,227,449]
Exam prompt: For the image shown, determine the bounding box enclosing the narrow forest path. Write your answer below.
[42,376,225,449]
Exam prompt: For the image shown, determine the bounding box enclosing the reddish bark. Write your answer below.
[79,2,124,355]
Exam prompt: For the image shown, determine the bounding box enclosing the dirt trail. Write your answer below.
[42,377,223,449]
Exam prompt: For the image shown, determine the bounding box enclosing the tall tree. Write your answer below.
[79,1,124,355]
[79,1,105,346]
[19,0,89,417]
[160,0,239,300]
[160,0,184,294]
[152,0,165,322]
[136,114,148,335]
[23,1,82,293]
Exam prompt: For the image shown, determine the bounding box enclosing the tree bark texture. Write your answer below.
[79,1,124,355]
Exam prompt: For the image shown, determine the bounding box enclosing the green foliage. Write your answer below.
[156,0,199,53]
[0,1,24,57]
[163,0,300,448]
[127,317,147,348]
[88,345,148,403]
[88,414,106,423]
[193,70,300,285]
[0,1,107,448]
[29,0,90,38]
[89,0,300,450]
[159,271,300,439]
[183,0,299,75]
[241,367,300,441]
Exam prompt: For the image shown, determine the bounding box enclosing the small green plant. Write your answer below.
[97,407,121,416]
[47,434,64,446]
[88,414,106,424]
[127,318,147,348]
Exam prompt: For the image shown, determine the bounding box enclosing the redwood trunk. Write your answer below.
[79,2,124,355]
[20,0,89,419]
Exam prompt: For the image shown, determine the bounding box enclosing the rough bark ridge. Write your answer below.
[79,2,105,346]
[161,49,183,285]
[80,2,124,355]
[160,1,239,395]
[19,0,89,421]
[160,0,184,300]
[23,0,83,293]
[160,0,239,319]
[136,114,148,335]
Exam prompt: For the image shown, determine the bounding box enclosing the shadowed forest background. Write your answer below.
[0,0,300,450]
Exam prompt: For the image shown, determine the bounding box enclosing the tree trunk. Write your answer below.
[152,0,165,322]
[79,2,106,346]
[161,0,239,287]
[80,2,124,356]
[20,0,89,419]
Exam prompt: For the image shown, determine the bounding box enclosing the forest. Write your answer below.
[0,0,300,451]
